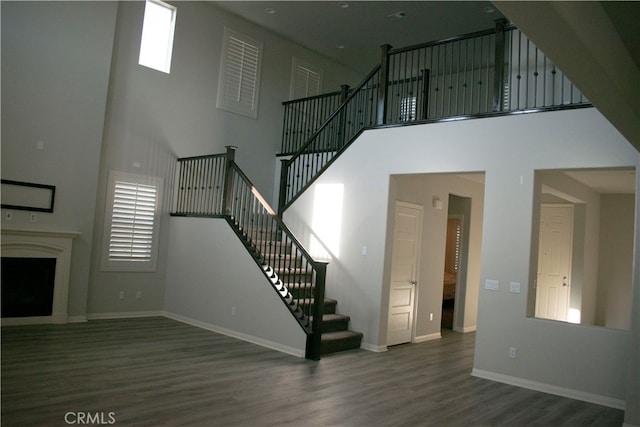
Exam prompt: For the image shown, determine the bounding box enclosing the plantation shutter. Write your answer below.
[294,65,321,98]
[108,181,158,262]
[290,59,322,99]
[217,28,263,119]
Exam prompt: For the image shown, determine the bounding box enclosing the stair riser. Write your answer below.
[288,285,315,299]
[321,336,362,355]
[322,319,350,333]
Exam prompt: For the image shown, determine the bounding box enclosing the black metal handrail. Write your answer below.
[281,88,351,155]
[278,21,590,214]
[173,147,326,360]
[278,64,382,211]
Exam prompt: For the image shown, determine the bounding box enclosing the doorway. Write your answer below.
[442,195,472,331]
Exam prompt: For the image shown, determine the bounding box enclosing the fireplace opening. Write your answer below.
[1,257,56,318]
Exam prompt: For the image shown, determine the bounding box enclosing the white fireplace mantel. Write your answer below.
[1,227,80,325]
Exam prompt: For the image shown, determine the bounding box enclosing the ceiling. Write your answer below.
[213,1,505,73]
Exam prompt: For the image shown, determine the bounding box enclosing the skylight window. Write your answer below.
[138,0,177,74]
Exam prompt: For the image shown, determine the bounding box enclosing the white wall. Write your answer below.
[597,194,634,330]
[164,217,306,356]
[284,107,637,405]
[1,1,118,319]
[86,1,360,316]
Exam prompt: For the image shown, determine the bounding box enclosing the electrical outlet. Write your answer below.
[5,211,12,221]
[429,312,434,321]
[231,306,237,316]
[509,347,517,359]
[29,212,37,222]
[509,282,521,293]
[119,291,125,300]
[136,291,142,299]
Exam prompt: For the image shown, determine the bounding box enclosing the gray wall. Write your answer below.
[164,217,306,356]
[1,1,118,319]
[597,194,634,330]
[284,107,637,406]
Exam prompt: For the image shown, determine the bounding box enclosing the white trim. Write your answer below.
[414,332,442,343]
[1,314,67,326]
[67,315,88,323]
[361,341,388,352]
[471,368,626,410]
[86,311,164,320]
[162,311,305,358]
[454,325,477,333]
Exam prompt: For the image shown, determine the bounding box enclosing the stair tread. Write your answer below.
[321,330,363,341]
[323,313,350,322]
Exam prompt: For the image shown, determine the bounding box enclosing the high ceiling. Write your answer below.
[213,1,505,73]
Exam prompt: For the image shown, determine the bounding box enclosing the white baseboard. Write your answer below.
[471,368,626,410]
[414,332,441,343]
[361,341,388,352]
[454,325,476,333]
[86,311,164,320]
[162,311,305,358]
[67,315,88,323]
[1,313,67,326]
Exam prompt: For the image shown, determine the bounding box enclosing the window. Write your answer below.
[216,28,263,119]
[102,172,163,272]
[290,58,322,99]
[138,0,177,74]
[400,96,417,121]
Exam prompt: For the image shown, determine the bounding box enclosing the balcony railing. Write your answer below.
[277,21,590,212]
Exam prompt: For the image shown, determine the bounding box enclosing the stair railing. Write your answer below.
[278,21,590,214]
[173,146,327,360]
[278,64,382,212]
[281,86,351,156]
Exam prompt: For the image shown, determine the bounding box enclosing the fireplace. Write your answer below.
[1,228,79,325]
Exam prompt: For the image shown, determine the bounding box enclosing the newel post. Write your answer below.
[306,261,328,360]
[223,145,237,216]
[492,19,508,112]
[376,44,392,126]
[277,158,289,217]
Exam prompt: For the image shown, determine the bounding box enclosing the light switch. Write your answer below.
[484,279,499,291]
[510,282,521,293]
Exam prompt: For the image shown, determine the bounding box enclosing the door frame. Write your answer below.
[386,200,424,346]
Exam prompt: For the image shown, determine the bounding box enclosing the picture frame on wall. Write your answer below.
[1,179,56,213]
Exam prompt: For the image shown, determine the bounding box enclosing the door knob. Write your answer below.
[562,276,568,287]
[409,280,417,286]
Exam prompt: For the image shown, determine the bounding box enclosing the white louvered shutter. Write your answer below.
[290,59,322,99]
[217,28,263,119]
[108,181,158,262]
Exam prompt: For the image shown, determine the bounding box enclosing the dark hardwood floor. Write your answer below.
[1,317,624,426]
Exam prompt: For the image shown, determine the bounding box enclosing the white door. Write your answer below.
[387,202,423,346]
[535,204,573,321]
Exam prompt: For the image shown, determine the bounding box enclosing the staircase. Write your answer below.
[238,226,363,356]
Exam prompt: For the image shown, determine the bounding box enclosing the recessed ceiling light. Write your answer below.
[483,6,496,14]
[338,2,349,8]
[336,44,345,49]
[265,7,276,14]
[387,11,407,20]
